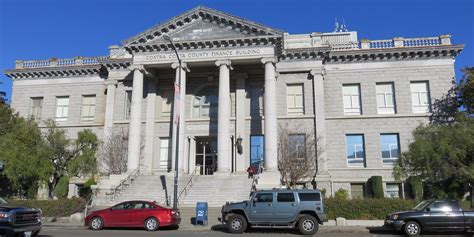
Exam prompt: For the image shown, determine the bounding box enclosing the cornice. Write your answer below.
[4,64,104,80]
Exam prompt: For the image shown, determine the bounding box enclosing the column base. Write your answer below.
[256,171,281,190]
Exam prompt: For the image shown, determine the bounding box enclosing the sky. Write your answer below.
[0,0,473,103]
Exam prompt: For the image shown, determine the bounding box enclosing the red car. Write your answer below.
[84,200,181,231]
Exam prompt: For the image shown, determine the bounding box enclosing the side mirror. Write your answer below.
[426,208,431,212]
[253,198,258,203]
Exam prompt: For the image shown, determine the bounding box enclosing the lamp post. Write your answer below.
[163,34,181,210]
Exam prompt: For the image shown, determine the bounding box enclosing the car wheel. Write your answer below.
[89,216,104,230]
[298,215,319,235]
[404,221,421,236]
[144,217,160,231]
[227,214,247,234]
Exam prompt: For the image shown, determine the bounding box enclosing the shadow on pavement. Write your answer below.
[211,224,301,235]
[367,226,472,236]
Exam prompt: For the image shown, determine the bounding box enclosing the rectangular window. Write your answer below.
[410,82,430,113]
[81,95,96,122]
[287,84,304,115]
[159,138,169,170]
[30,97,43,120]
[125,91,132,119]
[161,90,173,117]
[346,134,365,166]
[343,84,361,115]
[255,193,273,203]
[351,184,365,199]
[385,183,401,198]
[277,193,295,202]
[55,96,69,122]
[250,87,264,115]
[250,135,264,167]
[380,134,400,165]
[376,83,396,114]
[298,192,321,202]
[288,134,306,160]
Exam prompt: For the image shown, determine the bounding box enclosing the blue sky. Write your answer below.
[1,0,473,103]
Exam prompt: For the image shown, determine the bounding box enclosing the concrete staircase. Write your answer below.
[179,174,253,207]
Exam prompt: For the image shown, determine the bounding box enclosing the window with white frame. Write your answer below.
[410,81,430,113]
[161,90,173,117]
[125,91,132,119]
[343,84,361,115]
[30,97,43,120]
[346,134,365,166]
[385,183,401,198]
[55,96,69,122]
[380,134,400,165]
[376,83,396,114]
[81,95,96,122]
[159,138,169,170]
[288,134,306,160]
[287,84,304,115]
[250,87,264,115]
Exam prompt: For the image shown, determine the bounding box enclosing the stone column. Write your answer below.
[103,79,117,140]
[262,58,278,171]
[127,65,144,172]
[171,62,188,172]
[311,69,328,174]
[144,79,157,174]
[216,60,232,173]
[235,73,248,173]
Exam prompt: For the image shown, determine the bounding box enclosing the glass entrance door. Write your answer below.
[195,137,217,175]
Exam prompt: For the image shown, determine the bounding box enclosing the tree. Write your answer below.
[459,67,474,114]
[278,124,323,189]
[394,117,474,205]
[0,104,48,198]
[41,120,99,198]
[98,127,128,175]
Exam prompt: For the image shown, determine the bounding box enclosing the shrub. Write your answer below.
[8,198,86,217]
[79,177,97,199]
[407,176,423,200]
[334,188,349,200]
[324,198,417,220]
[53,176,69,199]
[369,176,384,198]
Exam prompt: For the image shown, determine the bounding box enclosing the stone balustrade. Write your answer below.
[15,56,109,69]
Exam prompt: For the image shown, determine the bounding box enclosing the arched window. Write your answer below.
[193,86,218,118]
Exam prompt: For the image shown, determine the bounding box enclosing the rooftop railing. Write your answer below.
[15,56,109,69]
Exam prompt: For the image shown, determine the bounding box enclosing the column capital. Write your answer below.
[104,79,118,86]
[215,60,233,69]
[260,57,277,64]
[310,68,326,78]
[129,64,145,72]
[171,62,190,72]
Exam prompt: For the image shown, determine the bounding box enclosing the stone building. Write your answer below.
[4,6,463,204]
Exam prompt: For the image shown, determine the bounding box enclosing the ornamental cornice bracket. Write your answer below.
[171,62,190,72]
[215,60,233,70]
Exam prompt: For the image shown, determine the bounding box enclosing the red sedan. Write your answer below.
[84,200,181,231]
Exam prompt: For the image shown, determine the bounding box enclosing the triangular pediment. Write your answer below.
[123,6,283,45]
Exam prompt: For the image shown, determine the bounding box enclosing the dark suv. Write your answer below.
[0,197,42,237]
[219,189,327,235]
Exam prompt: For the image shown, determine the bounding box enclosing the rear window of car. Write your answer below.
[277,193,295,202]
[298,192,321,201]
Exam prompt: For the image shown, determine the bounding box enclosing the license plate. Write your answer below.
[24,231,32,237]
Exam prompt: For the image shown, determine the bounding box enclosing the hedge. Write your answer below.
[8,198,86,217]
[324,198,418,220]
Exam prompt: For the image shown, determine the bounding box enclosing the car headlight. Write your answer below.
[0,212,10,219]
[391,214,399,220]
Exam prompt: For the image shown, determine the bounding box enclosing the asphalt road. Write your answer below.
[34,225,472,237]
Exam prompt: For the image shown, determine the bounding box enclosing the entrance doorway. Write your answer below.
[195,137,218,175]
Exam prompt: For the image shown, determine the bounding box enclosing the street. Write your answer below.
[36,225,472,237]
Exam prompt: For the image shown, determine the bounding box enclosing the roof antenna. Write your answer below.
[341,18,348,32]
[334,17,340,32]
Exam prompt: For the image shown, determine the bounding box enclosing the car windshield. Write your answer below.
[413,200,431,211]
[0,197,8,205]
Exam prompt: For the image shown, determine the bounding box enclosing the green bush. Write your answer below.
[53,176,69,198]
[334,188,349,200]
[407,176,423,200]
[8,198,86,217]
[324,198,418,220]
[369,176,384,198]
[79,177,97,199]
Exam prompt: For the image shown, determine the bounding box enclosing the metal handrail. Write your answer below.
[177,166,199,202]
[105,164,146,202]
[250,162,263,194]
[84,196,93,217]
